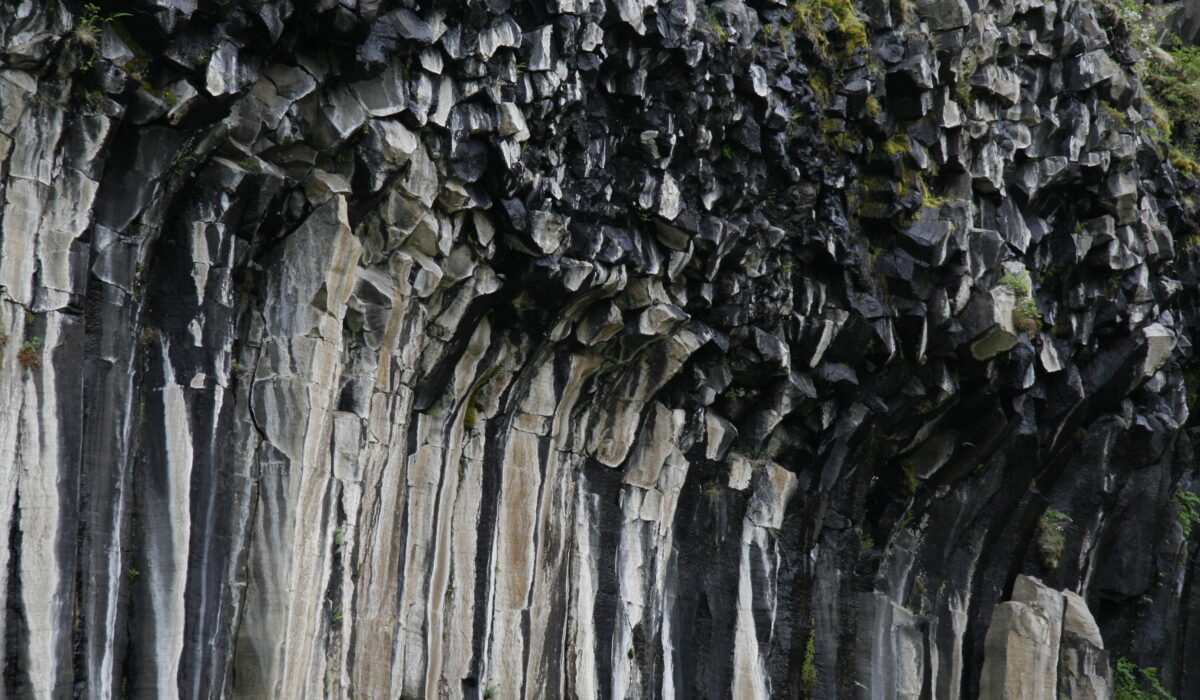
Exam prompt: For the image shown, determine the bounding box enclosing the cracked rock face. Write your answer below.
[2,0,1200,698]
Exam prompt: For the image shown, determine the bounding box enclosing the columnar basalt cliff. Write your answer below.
[2,0,1200,698]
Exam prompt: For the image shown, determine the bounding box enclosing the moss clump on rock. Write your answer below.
[790,0,867,58]
[1036,509,1072,569]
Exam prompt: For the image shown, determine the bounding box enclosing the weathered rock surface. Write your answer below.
[2,0,1200,698]
[979,575,1111,700]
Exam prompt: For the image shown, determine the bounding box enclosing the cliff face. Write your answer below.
[1,0,1199,698]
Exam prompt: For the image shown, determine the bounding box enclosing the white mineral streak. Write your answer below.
[0,256,24,697]
[188,386,226,700]
[424,319,491,694]
[570,480,602,699]
[486,417,545,696]
[732,522,770,700]
[522,357,600,698]
[18,319,63,699]
[156,340,194,700]
[0,71,51,308]
[733,463,796,700]
[234,195,362,697]
[0,60,114,700]
[97,398,131,700]
[615,403,689,698]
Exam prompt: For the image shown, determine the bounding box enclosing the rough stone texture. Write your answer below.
[980,576,1112,700]
[1,0,1199,699]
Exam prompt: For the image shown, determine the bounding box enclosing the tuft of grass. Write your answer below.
[801,626,817,695]
[999,273,1042,335]
[1013,297,1042,335]
[708,9,730,42]
[74,3,132,72]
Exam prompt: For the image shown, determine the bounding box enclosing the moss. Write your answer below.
[1142,42,1200,153]
[1101,101,1131,128]
[462,380,487,430]
[1106,272,1124,296]
[918,177,948,207]
[702,479,722,497]
[881,131,909,156]
[809,73,831,106]
[427,391,454,417]
[1036,508,1071,569]
[324,662,337,695]
[1146,97,1174,142]
[17,337,41,369]
[790,0,867,58]
[954,54,978,108]
[1175,489,1200,539]
[1169,147,1200,178]
[858,531,874,556]
[1109,4,1200,156]
[708,9,730,42]
[900,458,917,494]
[865,94,882,117]
[831,132,857,152]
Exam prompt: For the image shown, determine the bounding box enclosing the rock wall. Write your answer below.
[1,0,1199,698]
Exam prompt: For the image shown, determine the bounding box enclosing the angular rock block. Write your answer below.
[980,576,1111,700]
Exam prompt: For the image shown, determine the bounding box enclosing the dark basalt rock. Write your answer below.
[1,0,1199,698]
